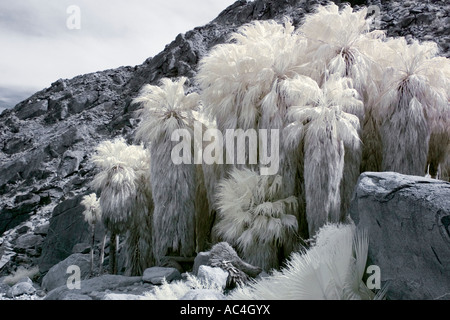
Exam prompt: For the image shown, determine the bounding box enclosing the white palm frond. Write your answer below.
[133,77,200,145]
[298,3,385,93]
[197,19,307,132]
[376,39,449,175]
[142,273,224,300]
[214,168,299,271]
[90,137,153,274]
[229,223,378,300]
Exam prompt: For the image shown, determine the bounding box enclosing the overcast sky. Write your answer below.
[0,0,237,111]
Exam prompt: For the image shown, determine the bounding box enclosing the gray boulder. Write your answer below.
[7,277,36,297]
[193,242,262,288]
[192,251,210,276]
[142,267,181,285]
[34,222,50,236]
[41,253,91,292]
[14,234,44,253]
[349,172,450,300]
[102,293,142,300]
[71,243,91,254]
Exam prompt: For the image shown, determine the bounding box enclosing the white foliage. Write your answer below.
[80,193,102,226]
[90,137,153,275]
[91,137,150,175]
[377,39,449,175]
[197,19,307,135]
[197,21,310,240]
[214,168,299,271]
[296,3,390,174]
[298,3,385,95]
[142,273,224,300]
[285,76,362,236]
[133,77,203,263]
[91,137,150,233]
[134,77,200,145]
[229,223,378,300]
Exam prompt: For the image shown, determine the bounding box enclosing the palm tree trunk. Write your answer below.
[90,224,95,276]
[109,232,118,274]
[99,234,107,274]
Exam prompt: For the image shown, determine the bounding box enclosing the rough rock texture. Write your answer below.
[41,253,91,292]
[38,194,105,274]
[349,172,450,300]
[142,267,182,285]
[44,274,146,300]
[7,277,36,297]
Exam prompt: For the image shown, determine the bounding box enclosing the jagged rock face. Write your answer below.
[0,0,448,277]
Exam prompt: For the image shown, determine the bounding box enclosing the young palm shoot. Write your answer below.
[214,168,299,271]
[133,77,205,264]
[81,193,102,275]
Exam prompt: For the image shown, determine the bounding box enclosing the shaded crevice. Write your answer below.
[441,215,450,238]
[430,246,442,266]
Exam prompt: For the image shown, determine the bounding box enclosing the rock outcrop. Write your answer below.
[349,172,450,300]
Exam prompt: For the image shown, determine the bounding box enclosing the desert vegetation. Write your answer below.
[85,2,448,299]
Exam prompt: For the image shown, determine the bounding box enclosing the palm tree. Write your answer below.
[297,3,386,173]
[377,39,449,176]
[214,168,299,271]
[133,77,210,263]
[80,193,102,275]
[123,159,155,276]
[285,76,363,237]
[91,138,154,274]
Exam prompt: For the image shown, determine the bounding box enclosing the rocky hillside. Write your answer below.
[0,0,449,299]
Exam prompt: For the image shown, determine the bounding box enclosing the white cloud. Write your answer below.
[0,0,237,107]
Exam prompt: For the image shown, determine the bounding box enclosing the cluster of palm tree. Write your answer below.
[196,2,449,269]
[85,138,154,275]
[83,3,449,285]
